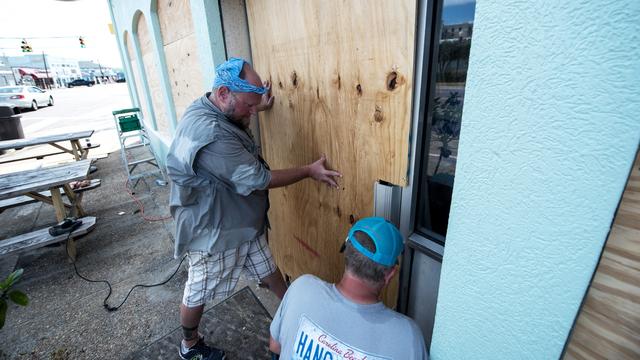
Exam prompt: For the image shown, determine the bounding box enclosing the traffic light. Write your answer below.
[20,39,32,52]
[79,36,86,48]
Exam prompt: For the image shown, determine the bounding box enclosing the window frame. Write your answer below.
[398,0,474,313]
[413,0,472,246]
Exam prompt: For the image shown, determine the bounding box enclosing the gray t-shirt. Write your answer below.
[270,275,428,360]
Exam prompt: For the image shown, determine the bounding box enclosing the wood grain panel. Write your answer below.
[565,151,640,360]
[157,0,193,46]
[158,0,205,121]
[125,32,152,125]
[247,0,416,306]
[157,0,204,122]
[164,34,204,121]
[137,14,170,138]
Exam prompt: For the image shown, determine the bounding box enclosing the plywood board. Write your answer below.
[137,14,153,57]
[157,0,204,122]
[564,151,640,359]
[157,0,194,46]
[137,14,171,138]
[164,34,204,121]
[247,0,416,306]
[125,33,152,127]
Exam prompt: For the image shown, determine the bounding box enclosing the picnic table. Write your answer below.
[0,130,97,164]
[0,160,95,260]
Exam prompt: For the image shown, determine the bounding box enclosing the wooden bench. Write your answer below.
[0,179,101,213]
[0,160,94,261]
[0,216,96,256]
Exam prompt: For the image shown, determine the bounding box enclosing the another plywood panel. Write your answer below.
[247,0,416,306]
[564,151,640,360]
[157,0,194,46]
[164,34,204,121]
[137,13,171,138]
[157,0,203,122]
[125,33,152,126]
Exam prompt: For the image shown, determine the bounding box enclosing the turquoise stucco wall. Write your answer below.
[107,0,226,167]
[430,1,640,359]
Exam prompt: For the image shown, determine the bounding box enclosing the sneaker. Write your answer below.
[48,218,83,236]
[179,337,226,360]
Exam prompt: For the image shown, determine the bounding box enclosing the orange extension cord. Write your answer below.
[124,178,172,221]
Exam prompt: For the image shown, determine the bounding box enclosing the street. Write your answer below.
[0,83,131,173]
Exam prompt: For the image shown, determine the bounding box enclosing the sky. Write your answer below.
[0,0,122,68]
[443,0,476,24]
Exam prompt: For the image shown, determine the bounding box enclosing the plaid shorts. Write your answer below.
[182,234,277,307]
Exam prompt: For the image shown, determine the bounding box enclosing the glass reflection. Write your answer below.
[416,0,476,240]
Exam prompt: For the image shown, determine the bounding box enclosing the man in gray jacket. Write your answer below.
[166,57,341,360]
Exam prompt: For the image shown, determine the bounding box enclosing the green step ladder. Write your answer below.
[112,108,166,187]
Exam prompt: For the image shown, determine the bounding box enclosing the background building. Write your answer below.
[3,54,81,88]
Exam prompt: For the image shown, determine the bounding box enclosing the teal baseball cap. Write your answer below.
[345,217,403,266]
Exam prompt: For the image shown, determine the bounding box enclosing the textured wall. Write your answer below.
[430,0,640,359]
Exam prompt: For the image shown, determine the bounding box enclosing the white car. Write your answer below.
[0,85,54,112]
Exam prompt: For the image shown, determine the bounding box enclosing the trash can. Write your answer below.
[0,105,24,155]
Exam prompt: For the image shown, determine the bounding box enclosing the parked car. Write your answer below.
[67,79,95,88]
[0,86,54,112]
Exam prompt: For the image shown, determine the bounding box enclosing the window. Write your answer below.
[415,0,476,243]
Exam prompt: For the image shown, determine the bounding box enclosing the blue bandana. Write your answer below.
[213,57,266,94]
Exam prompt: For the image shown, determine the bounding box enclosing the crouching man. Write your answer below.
[269,217,428,359]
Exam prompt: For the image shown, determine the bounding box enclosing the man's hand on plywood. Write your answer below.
[257,80,274,112]
[308,154,342,189]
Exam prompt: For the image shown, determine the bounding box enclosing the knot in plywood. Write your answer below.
[374,105,384,123]
[386,71,406,91]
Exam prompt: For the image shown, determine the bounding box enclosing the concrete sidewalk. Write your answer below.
[0,150,280,359]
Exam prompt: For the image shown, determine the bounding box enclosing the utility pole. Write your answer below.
[97,60,104,83]
[41,51,50,89]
